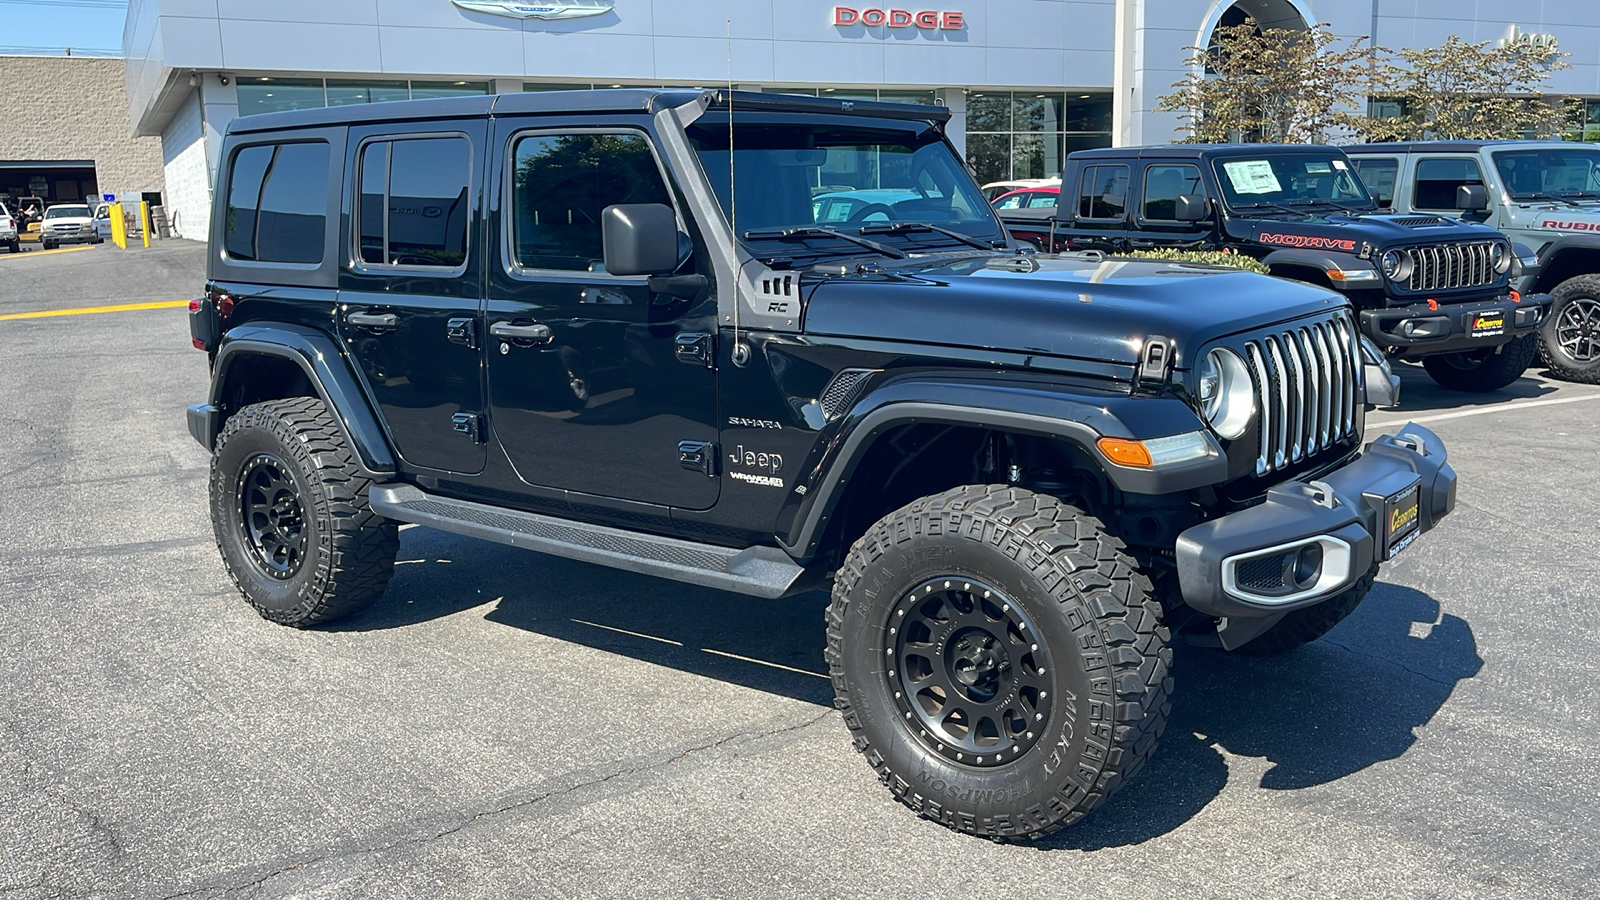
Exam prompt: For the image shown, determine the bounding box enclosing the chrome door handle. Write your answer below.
[347,311,397,330]
[489,321,552,343]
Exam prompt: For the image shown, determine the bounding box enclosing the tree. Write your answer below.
[1155,20,1379,144]
[1371,35,1572,140]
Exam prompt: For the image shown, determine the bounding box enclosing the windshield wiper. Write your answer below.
[1511,191,1588,207]
[1285,198,1369,212]
[857,221,998,250]
[1231,200,1308,217]
[742,226,908,259]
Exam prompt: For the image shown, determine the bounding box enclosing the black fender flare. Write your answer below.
[1528,234,1600,292]
[1261,248,1374,283]
[204,322,396,477]
[773,373,1225,559]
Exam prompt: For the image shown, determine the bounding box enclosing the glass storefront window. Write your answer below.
[966,91,1010,132]
[1013,94,1064,132]
[878,90,936,106]
[1066,94,1112,132]
[236,78,326,117]
[409,81,490,100]
[326,80,410,106]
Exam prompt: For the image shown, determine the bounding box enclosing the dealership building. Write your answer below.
[123,0,1600,240]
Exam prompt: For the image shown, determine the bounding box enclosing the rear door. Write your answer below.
[338,121,487,474]
[482,121,720,510]
[1064,161,1131,250]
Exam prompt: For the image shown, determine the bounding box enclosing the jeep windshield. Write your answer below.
[1492,147,1600,200]
[1212,153,1375,215]
[687,115,1006,259]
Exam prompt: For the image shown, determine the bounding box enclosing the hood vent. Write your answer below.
[1394,216,1446,227]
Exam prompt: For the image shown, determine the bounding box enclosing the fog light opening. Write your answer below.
[1291,543,1323,589]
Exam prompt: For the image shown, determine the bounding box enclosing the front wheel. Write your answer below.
[827,485,1172,840]
[210,396,399,627]
[1539,274,1600,383]
[1421,334,1537,392]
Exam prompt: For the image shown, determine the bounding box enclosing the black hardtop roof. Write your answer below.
[1067,143,1354,162]
[1346,140,1585,154]
[225,88,949,135]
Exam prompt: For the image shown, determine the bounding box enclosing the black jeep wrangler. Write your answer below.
[187,90,1455,840]
[1000,144,1553,393]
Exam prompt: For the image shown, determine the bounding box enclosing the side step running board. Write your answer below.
[369,484,807,599]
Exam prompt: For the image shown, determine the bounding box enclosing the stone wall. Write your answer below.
[0,55,166,200]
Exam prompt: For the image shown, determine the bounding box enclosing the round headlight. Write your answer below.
[1490,241,1511,273]
[1198,348,1256,440]
[1379,248,1412,282]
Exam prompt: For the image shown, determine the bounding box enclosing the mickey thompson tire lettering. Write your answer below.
[825,484,1172,840]
[210,397,399,627]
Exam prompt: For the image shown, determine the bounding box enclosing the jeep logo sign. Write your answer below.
[833,7,965,29]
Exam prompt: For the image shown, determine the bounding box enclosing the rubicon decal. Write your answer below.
[833,7,965,28]
[1539,220,1600,231]
[451,0,613,19]
[1259,233,1357,251]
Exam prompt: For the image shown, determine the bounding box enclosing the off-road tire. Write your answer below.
[4,239,17,253]
[1539,274,1600,383]
[210,396,398,627]
[1422,334,1537,392]
[1233,563,1379,656]
[826,484,1172,841]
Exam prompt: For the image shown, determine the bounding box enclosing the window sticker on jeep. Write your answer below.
[1305,162,1332,174]
[1221,160,1282,194]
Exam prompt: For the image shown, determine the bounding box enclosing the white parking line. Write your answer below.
[570,618,684,646]
[1369,392,1600,429]
[701,648,828,679]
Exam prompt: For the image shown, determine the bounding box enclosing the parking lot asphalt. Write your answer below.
[0,241,1596,899]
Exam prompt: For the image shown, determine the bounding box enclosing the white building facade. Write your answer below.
[123,0,1600,239]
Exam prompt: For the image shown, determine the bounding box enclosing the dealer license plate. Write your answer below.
[1470,311,1506,339]
[1384,481,1421,558]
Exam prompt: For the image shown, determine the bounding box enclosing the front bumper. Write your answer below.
[41,228,97,245]
[1175,423,1454,645]
[1362,292,1551,357]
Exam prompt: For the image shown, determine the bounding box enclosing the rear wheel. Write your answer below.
[1421,334,1537,392]
[1539,274,1600,383]
[827,484,1172,840]
[210,396,398,627]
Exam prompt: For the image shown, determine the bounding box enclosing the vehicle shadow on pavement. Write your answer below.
[333,528,837,706]
[1041,582,1483,851]
[1382,359,1559,417]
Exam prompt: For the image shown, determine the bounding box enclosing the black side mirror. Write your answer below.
[1457,184,1489,211]
[1174,194,1210,222]
[602,204,680,276]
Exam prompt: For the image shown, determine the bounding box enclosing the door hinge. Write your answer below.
[674,332,715,368]
[447,317,477,350]
[677,440,718,476]
[452,412,485,443]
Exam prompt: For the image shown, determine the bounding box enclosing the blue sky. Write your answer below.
[0,0,128,56]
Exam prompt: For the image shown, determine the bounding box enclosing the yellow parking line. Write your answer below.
[0,299,190,321]
[0,245,95,260]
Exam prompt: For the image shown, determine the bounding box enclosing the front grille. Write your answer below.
[1404,242,1499,292]
[1241,314,1361,477]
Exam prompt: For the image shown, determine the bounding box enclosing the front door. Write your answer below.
[484,123,719,510]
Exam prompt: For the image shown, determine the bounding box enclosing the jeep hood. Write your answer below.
[800,254,1348,368]
[1227,212,1504,254]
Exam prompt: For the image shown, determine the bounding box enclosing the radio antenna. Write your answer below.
[727,18,741,357]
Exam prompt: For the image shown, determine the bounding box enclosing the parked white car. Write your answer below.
[39,203,102,250]
[93,204,115,241]
[0,202,18,252]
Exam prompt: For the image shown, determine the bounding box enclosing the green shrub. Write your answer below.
[1113,249,1270,275]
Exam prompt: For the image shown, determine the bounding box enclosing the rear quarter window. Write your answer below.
[223,141,331,264]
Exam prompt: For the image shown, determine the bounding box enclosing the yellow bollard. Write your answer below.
[110,202,126,249]
[140,201,151,249]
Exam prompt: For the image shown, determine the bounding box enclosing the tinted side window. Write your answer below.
[1414,157,1483,210]
[356,136,471,269]
[1077,164,1128,220]
[1353,158,1398,205]
[1142,163,1202,220]
[511,132,672,272]
[224,142,329,263]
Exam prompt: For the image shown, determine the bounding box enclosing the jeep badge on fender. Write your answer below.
[186,88,1457,842]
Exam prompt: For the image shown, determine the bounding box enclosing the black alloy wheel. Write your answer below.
[888,578,1052,767]
[1552,296,1600,363]
[236,453,308,580]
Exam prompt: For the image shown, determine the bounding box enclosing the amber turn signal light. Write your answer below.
[1096,437,1153,468]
